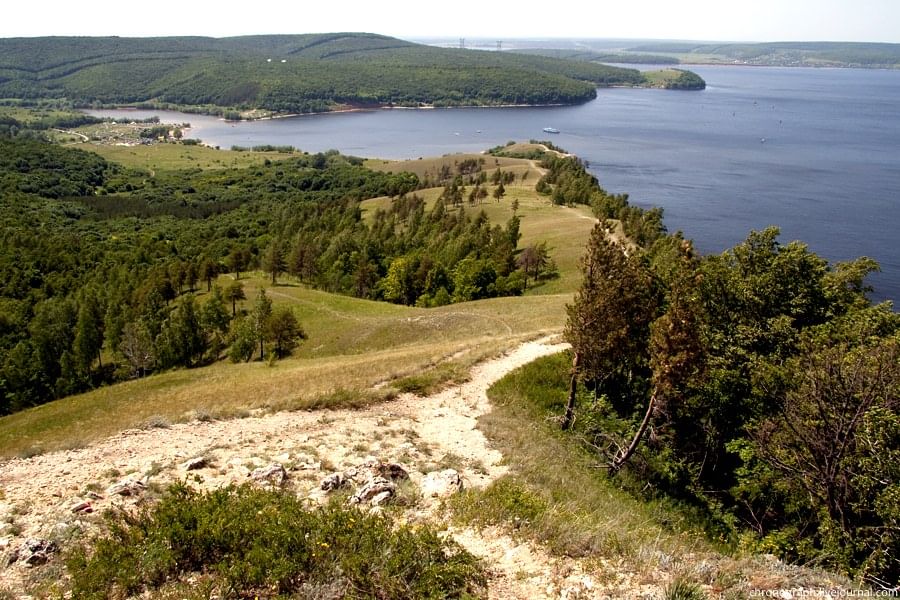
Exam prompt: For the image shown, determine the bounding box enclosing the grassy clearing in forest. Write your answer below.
[361,168,597,295]
[84,142,298,170]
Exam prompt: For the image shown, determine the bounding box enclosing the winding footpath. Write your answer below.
[1,337,601,598]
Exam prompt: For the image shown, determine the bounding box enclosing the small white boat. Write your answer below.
[542,127,560,134]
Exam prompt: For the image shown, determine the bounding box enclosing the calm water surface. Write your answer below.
[87,66,900,302]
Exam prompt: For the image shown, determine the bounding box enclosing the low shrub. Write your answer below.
[67,482,485,599]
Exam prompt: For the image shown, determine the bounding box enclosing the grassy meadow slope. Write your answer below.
[0,289,566,459]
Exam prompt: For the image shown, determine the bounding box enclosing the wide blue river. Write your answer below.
[87,66,900,302]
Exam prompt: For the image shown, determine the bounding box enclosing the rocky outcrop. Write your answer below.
[106,479,146,497]
[349,478,396,506]
[421,469,463,499]
[6,538,58,567]
[320,459,409,506]
[250,463,288,487]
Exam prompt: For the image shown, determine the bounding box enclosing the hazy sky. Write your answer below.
[2,0,898,43]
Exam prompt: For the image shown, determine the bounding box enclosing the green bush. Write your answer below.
[664,577,707,600]
[67,482,485,599]
[449,477,548,531]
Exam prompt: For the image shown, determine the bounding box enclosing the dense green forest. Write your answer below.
[0,33,655,112]
[627,41,900,68]
[559,208,898,584]
[0,133,574,414]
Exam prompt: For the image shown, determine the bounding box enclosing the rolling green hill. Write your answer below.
[0,33,650,113]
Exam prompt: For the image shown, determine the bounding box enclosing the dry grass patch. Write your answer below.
[0,328,543,460]
[85,142,296,171]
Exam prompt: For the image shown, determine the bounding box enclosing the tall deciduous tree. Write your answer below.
[754,335,900,580]
[119,321,155,378]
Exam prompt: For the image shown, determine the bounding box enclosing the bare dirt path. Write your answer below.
[0,336,581,597]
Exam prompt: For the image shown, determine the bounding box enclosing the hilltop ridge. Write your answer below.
[0,33,656,114]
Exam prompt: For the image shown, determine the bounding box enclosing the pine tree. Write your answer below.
[265,307,307,358]
[251,288,273,360]
[563,221,657,430]
[224,281,246,317]
[201,286,231,359]
[74,290,104,377]
[262,241,286,285]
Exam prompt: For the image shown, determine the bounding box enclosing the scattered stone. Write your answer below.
[70,501,93,514]
[321,459,409,504]
[183,457,208,471]
[274,452,291,463]
[421,469,463,499]
[250,463,287,487]
[320,472,345,491]
[11,538,58,567]
[297,460,322,471]
[106,479,146,497]
[373,462,409,481]
[87,491,104,500]
[369,490,393,507]
[349,477,396,506]
[344,459,409,484]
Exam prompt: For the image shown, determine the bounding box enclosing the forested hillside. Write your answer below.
[0,135,581,413]
[0,33,650,112]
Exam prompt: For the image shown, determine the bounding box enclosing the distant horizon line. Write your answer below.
[1,32,899,46]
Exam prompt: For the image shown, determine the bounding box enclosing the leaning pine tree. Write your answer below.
[563,221,656,430]
[610,241,706,471]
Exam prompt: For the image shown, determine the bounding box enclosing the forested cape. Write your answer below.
[0,33,648,112]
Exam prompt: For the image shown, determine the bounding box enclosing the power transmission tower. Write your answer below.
[496,40,502,51]
[459,38,465,49]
